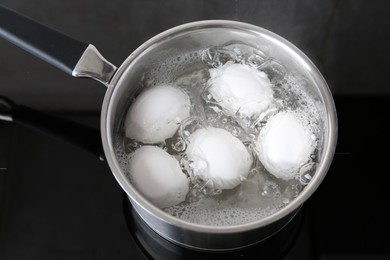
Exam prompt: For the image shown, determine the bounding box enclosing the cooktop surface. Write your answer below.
[1,96,389,260]
[1,0,390,259]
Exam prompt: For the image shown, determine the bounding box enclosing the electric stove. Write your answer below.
[1,96,390,259]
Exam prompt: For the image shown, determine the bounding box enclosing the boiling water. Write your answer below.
[114,43,326,226]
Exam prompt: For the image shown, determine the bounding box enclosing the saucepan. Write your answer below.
[0,5,337,251]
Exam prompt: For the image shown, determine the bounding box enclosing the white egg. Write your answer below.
[186,127,252,190]
[256,112,315,180]
[207,63,273,120]
[125,85,191,144]
[128,145,189,208]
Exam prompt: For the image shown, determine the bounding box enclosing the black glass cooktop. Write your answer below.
[0,96,389,260]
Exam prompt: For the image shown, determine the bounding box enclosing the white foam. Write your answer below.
[185,127,252,190]
[144,51,203,87]
[164,198,280,226]
[256,111,316,180]
[207,63,273,121]
[114,44,326,226]
[128,145,189,208]
[124,85,191,144]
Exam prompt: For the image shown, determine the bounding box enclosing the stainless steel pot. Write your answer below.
[0,5,337,251]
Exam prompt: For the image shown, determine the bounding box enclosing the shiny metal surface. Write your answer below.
[99,20,338,250]
[131,197,300,251]
[0,114,12,122]
[72,44,117,87]
[0,96,14,122]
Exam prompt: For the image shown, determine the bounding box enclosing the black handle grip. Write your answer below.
[12,105,105,161]
[0,5,88,75]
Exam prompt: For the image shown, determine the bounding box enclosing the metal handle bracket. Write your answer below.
[72,44,117,87]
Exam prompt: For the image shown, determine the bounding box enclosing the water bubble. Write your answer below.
[188,186,204,202]
[247,54,267,68]
[125,139,141,153]
[179,155,192,174]
[233,47,244,62]
[232,114,251,129]
[253,107,278,128]
[284,181,302,200]
[217,48,239,65]
[217,115,246,139]
[179,117,204,141]
[221,116,229,124]
[259,59,286,82]
[298,162,318,185]
[254,121,266,131]
[189,159,208,173]
[189,178,222,199]
[204,104,222,122]
[246,47,268,68]
[248,168,259,178]
[183,130,191,138]
[248,133,256,140]
[254,47,269,57]
[239,175,247,182]
[201,90,216,104]
[172,137,186,152]
[200,179,215,195]
[201,48,215,66]
[201,47,237,67]
[201,48,220,67]
[301,173,312,184]
[231,126,241,136]
[213,189,222,196]
[261,181,281,198]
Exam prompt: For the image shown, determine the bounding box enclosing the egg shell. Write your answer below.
[125,85,191,144]
[186,127,253,190]
[128,145,189,208]
[207,63,273,119]
[256,112,315,180]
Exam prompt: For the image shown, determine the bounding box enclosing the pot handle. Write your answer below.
[0,96,105,161]
[0,5,116,86]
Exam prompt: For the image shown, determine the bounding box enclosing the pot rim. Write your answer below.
[100,20,338,234]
